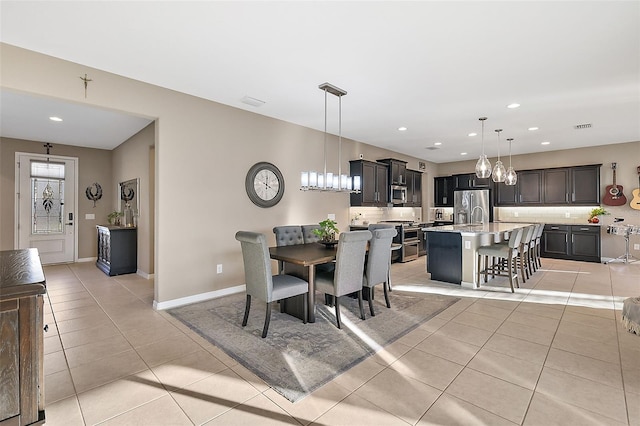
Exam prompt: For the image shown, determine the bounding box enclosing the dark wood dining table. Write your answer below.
[269,243,337,323]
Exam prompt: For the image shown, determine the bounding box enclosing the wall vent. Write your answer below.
[574,123,592,129]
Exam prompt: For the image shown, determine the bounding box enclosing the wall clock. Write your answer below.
[245,162,285,208]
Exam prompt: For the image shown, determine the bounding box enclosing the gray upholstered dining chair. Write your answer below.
[235,231,309,338]
[363,227,397,317]
[368,223,398,290]
[315,230,372,329]
[301,224,321,243]
[273,226,304,246]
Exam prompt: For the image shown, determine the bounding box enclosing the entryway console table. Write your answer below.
[0,249,46,426]
[96,225,137,276]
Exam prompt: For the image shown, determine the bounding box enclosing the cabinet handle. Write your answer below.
[571,235,574,244]
[443,196,447,204]
[565,193,568,202]
[572,193,575,202]
[520,194,522,202]
[566,235,568,243]
[580,228,589,231]
[551,226,559,230]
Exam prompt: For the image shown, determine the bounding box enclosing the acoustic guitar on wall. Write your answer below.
[630,166,640,210]
[603,162,627,206]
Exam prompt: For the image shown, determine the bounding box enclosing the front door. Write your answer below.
[16,153,77,264]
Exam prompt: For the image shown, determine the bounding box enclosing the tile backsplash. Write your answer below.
[496,206,597,224]
[348,207,422,225]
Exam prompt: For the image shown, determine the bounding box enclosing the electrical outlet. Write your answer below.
[514,212,519,217]
[634,244,640,251]
[85,213,95,220]
[465,241,471,249]
[565,212,571,218]
[328,213,335,220]
[216,264,223,274]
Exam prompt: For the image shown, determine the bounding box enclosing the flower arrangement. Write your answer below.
[588,207,608,223]
[312,219,339,242]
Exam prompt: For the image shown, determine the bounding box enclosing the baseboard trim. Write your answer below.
[77,257,97,263]
[153,284,246,311]
[137,270,154,279]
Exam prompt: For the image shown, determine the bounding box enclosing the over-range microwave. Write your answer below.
[390,185,407,205]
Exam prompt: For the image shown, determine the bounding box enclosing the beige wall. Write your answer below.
[0,137,112,257]
[0,43,435,306]
[435,141,640,259]
[112,123,155,275]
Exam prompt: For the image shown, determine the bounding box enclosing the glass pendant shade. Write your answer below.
[475,155,492,178]
[505,167,517,185]
[492,160,506,182]
[475,117,491,178]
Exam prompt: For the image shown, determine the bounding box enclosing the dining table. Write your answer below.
[269,242,337,323]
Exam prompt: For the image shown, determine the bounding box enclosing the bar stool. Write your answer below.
[518,225,537,282]
[533,223,545,269]
[528,224,543,273]
[477,227,524,292]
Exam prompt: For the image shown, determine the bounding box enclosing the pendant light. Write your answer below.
[505,138,517,186]
[474,117,491,178]
[300,83,360,193]
[492,129,506,183]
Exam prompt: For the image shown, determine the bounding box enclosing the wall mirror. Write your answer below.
[119,178,139,227]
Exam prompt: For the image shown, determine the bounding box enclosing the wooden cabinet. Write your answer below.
[434,176,454,207]
[453,173,492,190]
[349,160,389,206]
[0,249,46,426]
[405,169,422,207]
[96,226,137,276]
[378,158,407,185]
[495,164,601,206]
[541,224,600,263]
[518,170,544,204]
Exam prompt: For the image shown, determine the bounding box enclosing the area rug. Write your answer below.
[168,290,460,402]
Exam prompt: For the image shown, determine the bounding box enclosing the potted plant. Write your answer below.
[588,206,608,223]
[107,211,123,226]
[312,219,339,244]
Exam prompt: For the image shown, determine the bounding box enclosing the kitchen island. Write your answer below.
[425,222,531,288]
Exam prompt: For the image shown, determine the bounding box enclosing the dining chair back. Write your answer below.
[273,226,304,246]
[301,224,321,243]
[315,230,372,328]
[235,231,309,338]
[364,227,397,316]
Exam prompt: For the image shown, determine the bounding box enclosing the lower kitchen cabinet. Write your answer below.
[96,225,137,276]
[541,224,600,263]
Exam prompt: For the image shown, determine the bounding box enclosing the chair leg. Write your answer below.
[261,302,271,338]
[242,295,251,327]
[303,293,308,324]
[383,282,391,308]
[334,297,342,329]
[357,290,365,320]
[368,288,376,317]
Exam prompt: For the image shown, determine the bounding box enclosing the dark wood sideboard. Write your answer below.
[96,225,137,276]
[0,249,46,426]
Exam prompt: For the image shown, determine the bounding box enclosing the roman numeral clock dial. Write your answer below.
[245,162,285,208]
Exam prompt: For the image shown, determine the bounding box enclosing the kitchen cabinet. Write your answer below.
[96,226,137,276]
[571,165,601,204]
[378,158,407,185]
[544,168,570,204]
[496,181,518,205]
[0,249,46,426]
[541,224,600,263]
[405,169,422,207]
[434,176,454,207]
[517,170,544,204]
[349,160,389,207]
[454,173,492,190]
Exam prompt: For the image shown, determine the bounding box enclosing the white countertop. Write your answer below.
[424,222,532,236]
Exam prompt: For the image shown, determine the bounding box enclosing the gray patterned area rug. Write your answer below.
[168,290,460,402]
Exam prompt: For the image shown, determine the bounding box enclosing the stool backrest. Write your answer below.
[522,225,536,246]
[508,227,524,249]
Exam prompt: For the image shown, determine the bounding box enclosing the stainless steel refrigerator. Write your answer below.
[454,189,491,224]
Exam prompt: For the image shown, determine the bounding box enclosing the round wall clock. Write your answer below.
[245,162,285,208]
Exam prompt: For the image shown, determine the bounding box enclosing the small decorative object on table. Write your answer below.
[588,206,608,223]
[313,219,339,247]
[107,211,123,226]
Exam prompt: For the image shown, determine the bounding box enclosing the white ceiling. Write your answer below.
[1,1,638,162]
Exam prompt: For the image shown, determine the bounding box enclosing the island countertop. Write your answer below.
[424,222,531,236]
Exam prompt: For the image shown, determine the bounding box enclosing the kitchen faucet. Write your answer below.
[470,205,485,225]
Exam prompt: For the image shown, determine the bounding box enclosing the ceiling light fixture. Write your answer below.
[398,126,407,131]
[300,83,359,193]
[507,103,520,109]
[528,127,539,131]
[474,117,491,178]
[461,152,468,156]
[468,132,477,137]
[541,141,551,145]
[434,142,442,146]
[49,116,63,122]
[492,129,506,183]
[505,138,517,186]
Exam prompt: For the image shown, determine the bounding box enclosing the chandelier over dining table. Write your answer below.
[300,83,360,193]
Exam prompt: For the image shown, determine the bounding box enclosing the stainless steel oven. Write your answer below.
[390,185,407,205]
[382,221,419,262]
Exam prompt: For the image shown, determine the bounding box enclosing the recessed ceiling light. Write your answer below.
[461,152,468,156]
[541,141,551,145]
[468,132,477,137]
[528,127,539,131]
[507,103,520,109]
[240,96,265,107]
[434,142,442,146]
[398,126,407,131]
[49,116,63,122]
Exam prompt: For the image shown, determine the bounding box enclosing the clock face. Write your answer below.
[245,162,285,207]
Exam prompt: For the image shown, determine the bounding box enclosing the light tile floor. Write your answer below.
[41,258,640,425]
